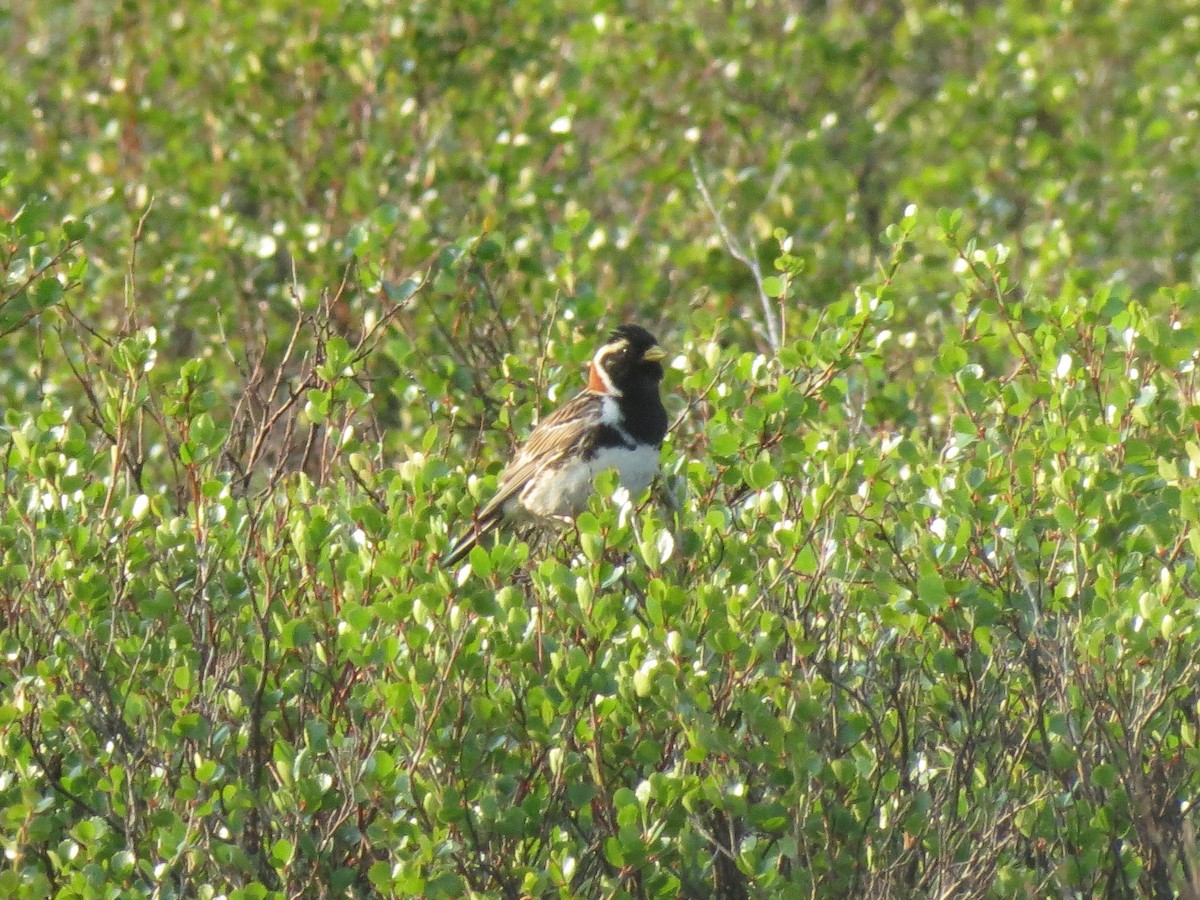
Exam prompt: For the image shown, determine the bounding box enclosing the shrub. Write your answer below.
[4,1,1200,897]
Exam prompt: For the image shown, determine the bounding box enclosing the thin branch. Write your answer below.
[690,157,781,351]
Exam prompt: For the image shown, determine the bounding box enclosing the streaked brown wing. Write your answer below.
[475,391,603,523]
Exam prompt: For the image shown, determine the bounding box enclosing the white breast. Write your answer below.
[519,442,661,519]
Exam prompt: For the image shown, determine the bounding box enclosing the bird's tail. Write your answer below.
[442,516,500,568]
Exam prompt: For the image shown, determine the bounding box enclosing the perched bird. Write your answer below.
[443,324,669,567]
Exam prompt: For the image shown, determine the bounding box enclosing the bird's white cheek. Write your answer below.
[599,396,636,445]
[598,395,621,426]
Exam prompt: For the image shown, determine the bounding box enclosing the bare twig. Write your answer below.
[690,157,781,351]
[123,196,154,331]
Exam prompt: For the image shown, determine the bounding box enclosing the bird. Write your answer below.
[443,324,669,567]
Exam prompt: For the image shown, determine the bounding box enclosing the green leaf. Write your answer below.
[468,544,492,577]
[385,277,422,304]
[917,575,948,613]
[270,838,295,867]
[63,218,90,242]
[746,459,776,491]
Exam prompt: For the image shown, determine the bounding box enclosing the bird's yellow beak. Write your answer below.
[643,345,667,362]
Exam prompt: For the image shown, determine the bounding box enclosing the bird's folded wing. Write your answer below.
[475,391,603,522]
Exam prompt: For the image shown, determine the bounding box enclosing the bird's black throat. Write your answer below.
[615,378,668,446]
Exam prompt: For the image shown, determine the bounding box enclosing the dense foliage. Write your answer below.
[4,0,1200,896]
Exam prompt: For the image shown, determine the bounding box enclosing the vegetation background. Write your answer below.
[4,0,1200,897]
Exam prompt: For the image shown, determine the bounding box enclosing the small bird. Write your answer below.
[443,324,669,567]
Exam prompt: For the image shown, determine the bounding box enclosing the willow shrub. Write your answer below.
[6,0,1200,896]
[3,210,1199,898]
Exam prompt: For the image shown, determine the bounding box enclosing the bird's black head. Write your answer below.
[588,324,667,395]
